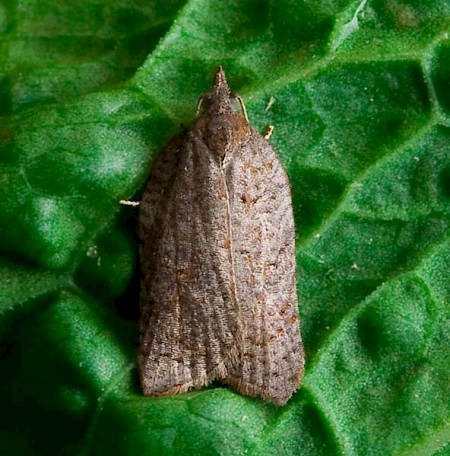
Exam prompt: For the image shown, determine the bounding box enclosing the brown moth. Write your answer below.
[138,66,304,405]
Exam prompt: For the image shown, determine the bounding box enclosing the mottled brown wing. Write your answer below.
[223,127,304,405]
[138,132,242,395]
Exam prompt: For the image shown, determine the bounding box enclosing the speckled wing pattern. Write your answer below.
[138,67,304,404]
[138,132,242,395]
[222,126,304,405]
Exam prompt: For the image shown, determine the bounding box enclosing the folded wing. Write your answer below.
[138,132,242,395]
[223,128,304,405]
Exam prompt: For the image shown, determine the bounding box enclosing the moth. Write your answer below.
[138,67,304,405]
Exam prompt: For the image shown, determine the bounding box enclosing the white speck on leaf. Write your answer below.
[265,96,276,111]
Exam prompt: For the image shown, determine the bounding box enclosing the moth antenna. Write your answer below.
[235,95,249,123]
[196,96,204,116]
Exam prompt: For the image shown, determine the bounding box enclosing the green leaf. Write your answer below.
[1,1,449,455]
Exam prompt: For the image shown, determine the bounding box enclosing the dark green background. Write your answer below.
[0,1,449,455]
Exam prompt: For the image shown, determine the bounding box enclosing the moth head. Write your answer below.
[196,67,251,160]
[198,66,232,114]
[198,66,249,119]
